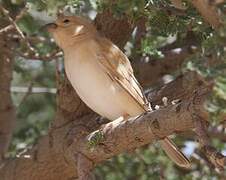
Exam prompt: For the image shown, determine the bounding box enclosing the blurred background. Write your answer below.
[1,0,226,179]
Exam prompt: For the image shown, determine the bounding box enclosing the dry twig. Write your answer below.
[0,4,35,53]
[15,49,62,61]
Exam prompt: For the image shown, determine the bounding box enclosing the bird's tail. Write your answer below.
[142,103,190,168]
[159,137,191,168]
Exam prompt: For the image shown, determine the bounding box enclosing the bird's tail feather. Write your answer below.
[159,137,191,168]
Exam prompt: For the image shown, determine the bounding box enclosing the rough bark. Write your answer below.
[148,71,211,106]
[79,88,208,164]
[0,70,210,180]
[0,18,16,163]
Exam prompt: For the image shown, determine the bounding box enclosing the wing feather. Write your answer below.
[95,37,149,112]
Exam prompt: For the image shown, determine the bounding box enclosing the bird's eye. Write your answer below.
[63,19,70,24]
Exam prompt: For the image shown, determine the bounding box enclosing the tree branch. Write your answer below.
[191,0,222,28]
[194,119,226,171]
[0,80,208,179]
[77,154,95,180]
[133,31,199,87]
[133,47,195,88]
[79,91,207,164]
[0,69,209,180]
[0,33,16,163]
[147,71,212,106]
[0,5,34,52]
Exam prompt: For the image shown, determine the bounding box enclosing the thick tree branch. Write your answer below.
[0,80,209,179]
[0,19,16,163]
[147,71,211,106]
[0,64,216,179]
[77,154,95,180]
[134,47,195,88]
[79,89,208,164]
[133,31,199,87]
[194,119,226,170]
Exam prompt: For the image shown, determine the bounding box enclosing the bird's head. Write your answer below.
[45,15,97,49]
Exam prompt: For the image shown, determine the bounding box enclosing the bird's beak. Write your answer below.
[42,23,58,32]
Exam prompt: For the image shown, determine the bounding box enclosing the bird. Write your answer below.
[45,15,191,168]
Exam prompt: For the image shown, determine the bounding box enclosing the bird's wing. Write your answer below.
[95,38,191,168]
[95,37,149,111]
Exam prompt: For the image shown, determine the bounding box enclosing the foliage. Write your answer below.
[1,0,226,179]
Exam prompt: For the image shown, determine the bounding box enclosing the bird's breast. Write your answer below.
[65,52,122,119]
[64,43,143,120]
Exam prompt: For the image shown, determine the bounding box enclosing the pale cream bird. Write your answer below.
[45,15,191,168]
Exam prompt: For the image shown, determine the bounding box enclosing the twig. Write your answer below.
[0,5,27,34]
[15,50,63,61]
[0,4,35,53]
[17,81,33,107]
[14,5,28,21]
[0,25,14,34]
[7,34,50,44]
[8,34,62,61]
